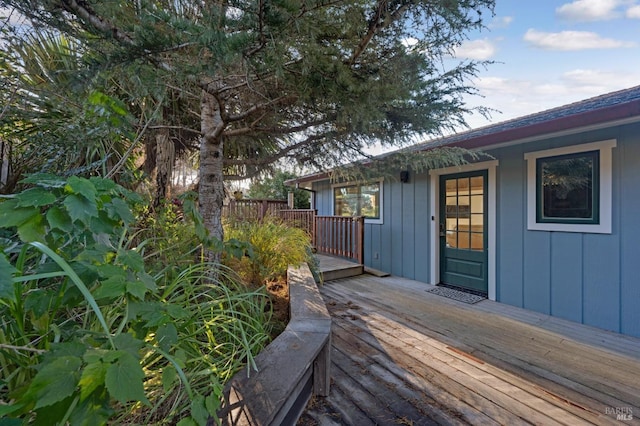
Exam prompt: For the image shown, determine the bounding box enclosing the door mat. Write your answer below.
[426,286,486,304]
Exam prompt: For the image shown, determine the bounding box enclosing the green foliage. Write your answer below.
[248,169,310,209]
[225,217,313,286]
[0,175,273,425]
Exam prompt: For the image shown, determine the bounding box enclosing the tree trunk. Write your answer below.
[154,126,174,208]
[199,88,226,263]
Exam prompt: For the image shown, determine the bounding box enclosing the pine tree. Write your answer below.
[1,0,495,261]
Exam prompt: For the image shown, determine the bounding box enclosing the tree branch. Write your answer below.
[224,117,334,137]
[225,95,297,122]
[223,132,333,167]
[348,0,411,65]
[61,0,134,45]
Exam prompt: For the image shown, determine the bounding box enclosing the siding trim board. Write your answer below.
[429,160,499,301]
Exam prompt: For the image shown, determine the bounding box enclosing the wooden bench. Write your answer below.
[217,263,331,425]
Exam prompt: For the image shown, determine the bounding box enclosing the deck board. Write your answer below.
[298,273,640,425]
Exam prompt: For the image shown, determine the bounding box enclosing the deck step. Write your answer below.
[321,264,364,281]
[364,266,390,277]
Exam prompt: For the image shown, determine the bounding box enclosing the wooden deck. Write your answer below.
[299,274,640,425]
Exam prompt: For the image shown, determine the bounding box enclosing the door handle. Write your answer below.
[439,222,446,237]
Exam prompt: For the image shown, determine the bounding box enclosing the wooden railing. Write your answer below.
[277,209,316,237]
[218,263,331,425]
[223,199,288,221]
[224,203,365,265]
[314,216,364,264]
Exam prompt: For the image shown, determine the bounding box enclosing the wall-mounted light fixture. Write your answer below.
[400,170,409,183]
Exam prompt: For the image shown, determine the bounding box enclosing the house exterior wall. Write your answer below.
[311,121,640,338]
[493,122,640,338]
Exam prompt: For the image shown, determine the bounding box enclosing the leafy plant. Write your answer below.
[224,217,313,286]
[0,175,273,425]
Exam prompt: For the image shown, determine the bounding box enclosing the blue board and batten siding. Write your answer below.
[312,121,640,338]
[314,173,432,283]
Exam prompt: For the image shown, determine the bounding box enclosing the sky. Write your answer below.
[454,0,640,130]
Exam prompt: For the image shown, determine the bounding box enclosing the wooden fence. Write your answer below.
[314,216,365,264]
[225,202,365,265]
[277,209,316,237]
[222,199,289,221]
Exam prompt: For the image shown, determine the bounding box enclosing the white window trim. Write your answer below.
[331,179,384,225]
[524,139,616,234]
[429,160,498,301]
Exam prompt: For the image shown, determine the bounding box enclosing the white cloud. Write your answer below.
[562,68,640,89]
[556,0,625,21]
[402,37,418,49]
[454,38,496,60]
[462,68,640,130]
[626,5,640,18]
[489,16,513,29]
[523,29,635,50]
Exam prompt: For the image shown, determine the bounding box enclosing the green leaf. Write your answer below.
[139,272,158,292]
[89,177,116,192]
[90,212,120,234]
[0,254,17,300]
[79,358,108,401]
[16,187,57,207]
[24,289,57,318]
[191,394,208,426]
[33,395,75,426]
[205,392,221,417]
[28,356,81,409]
[166,304,191,320]
[0,198,40,228]
[126,279,147,300]
[106,197,134,223]
[0,402,24,417]
[105,352,149,405]
[68,392,113,426]
[63,194,98,224]
[17,214,45,242]
[117,249,144,272]
[46,207,73,232]
[94,275,126,300]
[176,418,197,426]
[65,176,97,200]
[47,341,87,359]
[162,366,177,392]
[113,333,143,357]
[156,323,178,352]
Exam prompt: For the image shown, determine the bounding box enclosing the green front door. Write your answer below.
[439,171,488,294]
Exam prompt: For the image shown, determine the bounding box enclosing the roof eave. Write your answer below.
[435,100,640,151]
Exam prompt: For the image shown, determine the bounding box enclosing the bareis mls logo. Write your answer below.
[606,407,633,421]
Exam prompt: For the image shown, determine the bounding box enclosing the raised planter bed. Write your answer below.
[217,263,331,425]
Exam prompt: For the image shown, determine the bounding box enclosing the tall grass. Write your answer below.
[224,217,313,286]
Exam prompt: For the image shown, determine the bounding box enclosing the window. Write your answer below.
[333,181,382,224]
[524,140,616,233]
[536,150,599,224]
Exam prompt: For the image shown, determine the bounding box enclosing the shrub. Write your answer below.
[224,218,313,286]
[0,175,272,425]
